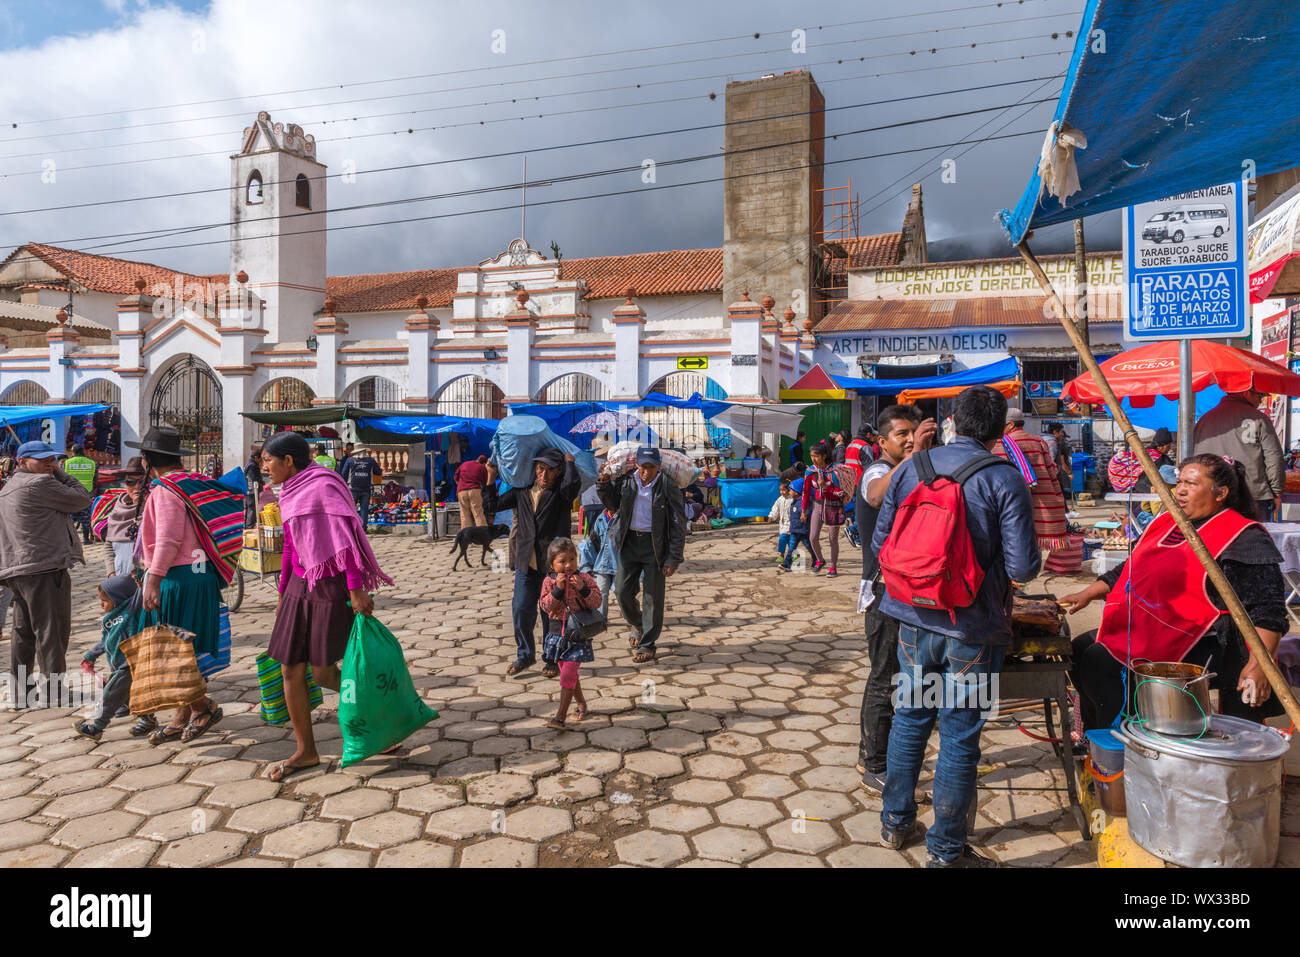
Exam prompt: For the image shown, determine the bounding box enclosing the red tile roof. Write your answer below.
[325,269,460,314]
[843,233,904,270]
[817,296,1092,333]
[564,247,722,300]
[6,243,216,296]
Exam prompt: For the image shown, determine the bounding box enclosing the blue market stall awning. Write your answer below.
[0,403,110,426]
[355,415,499,438]
[833,356,1019,395]
[999,0,1300,245]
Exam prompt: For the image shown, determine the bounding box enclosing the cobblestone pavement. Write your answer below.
[0,521,1280,869]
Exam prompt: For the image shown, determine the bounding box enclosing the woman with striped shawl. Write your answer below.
[995,408,1080,574]
[125,427,243,745]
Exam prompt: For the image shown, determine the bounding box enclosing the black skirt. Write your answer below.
[268,572,354,668]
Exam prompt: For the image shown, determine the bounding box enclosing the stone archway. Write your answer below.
[433,375,505,419]
[256,376,316,412]
[341,375,405,411]
[534,372,611,404]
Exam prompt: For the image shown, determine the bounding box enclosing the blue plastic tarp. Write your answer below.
[1110,387,1226,434]
[718,477,781,519]
[356,415,498,441]
[489,415,597,490]
[833,357,1019,395]
[999,1,1300,244]
[0,402,110,425]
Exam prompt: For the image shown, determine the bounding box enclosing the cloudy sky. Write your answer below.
[0,0,1118,279]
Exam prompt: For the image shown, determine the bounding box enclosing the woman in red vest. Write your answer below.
[1062,454,1287,730]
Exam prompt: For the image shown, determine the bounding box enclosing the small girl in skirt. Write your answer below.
[539,537,602,730]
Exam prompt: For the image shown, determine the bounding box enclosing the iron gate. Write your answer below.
[150,357,223,473]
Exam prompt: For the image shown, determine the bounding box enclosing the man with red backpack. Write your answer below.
[871,386,1040,868]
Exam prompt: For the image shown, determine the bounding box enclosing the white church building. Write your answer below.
[0,74,919,474]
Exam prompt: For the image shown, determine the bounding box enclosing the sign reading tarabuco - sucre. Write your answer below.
[1122,181,1249,340]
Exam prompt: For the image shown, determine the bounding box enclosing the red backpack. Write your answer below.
[877,449,1010,622]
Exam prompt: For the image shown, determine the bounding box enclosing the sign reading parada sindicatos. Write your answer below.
[1122,181,1249,340]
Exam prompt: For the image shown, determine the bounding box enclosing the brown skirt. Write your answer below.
[268,572,354,668]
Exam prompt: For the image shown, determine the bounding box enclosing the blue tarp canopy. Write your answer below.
[999,1,1300,244]
[508,392,733,450]
[832,356,1019,395]
[0,403,111,426]
[355,415,498,442]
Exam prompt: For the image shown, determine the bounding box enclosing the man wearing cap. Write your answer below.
[597,447,687,664]
[0,440,93,706]
[484,448,581,676]
[342,447,383,528]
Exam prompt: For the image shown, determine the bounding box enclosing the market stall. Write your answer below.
[998,0,1300,867]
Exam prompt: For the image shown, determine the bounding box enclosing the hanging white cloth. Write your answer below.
[1037,121,1088,203]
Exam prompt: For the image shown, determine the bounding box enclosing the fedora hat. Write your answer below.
[124,426,195,457]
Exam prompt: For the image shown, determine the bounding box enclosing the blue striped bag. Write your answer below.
[256,652,324,725]
[195,604,232,680]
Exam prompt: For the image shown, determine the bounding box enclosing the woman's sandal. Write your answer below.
[545,718,567,731]
[147,723,186,746]
[180,705,224,743]
[506,658,535,676]
[632,651,656,664]
[571,704,588,721]
[268,759,321,782]
[541,664,560,679]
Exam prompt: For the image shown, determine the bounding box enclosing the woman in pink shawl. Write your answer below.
[261,431,393,781]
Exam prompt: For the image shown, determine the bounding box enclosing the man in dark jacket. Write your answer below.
[596,447,686,663]
[342,448,382,527]
[484,448,580,676]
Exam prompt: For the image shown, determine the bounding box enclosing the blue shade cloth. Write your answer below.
[718,477,781,519]
[0,402,110,425]
[833,356,1019,395]
[356,414,498,446]
[999,0,1300,244]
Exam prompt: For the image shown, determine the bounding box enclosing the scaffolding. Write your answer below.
[813,180,861,325]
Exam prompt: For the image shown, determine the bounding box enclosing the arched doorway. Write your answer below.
[71,379,122,460]
[645,372,730,451]
[257,377,316,412]
[150,357,223,473]
[341,375,405,411]
[433,376,505,419]
[535,372,611,404]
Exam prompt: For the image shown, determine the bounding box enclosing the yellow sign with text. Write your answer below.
[677,356,708,371]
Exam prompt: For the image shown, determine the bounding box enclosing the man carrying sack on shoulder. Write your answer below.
[597,447,687,665]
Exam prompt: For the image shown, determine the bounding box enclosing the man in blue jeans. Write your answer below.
[871,385,1040,868]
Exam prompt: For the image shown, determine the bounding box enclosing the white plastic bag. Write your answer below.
[603,441,700,488]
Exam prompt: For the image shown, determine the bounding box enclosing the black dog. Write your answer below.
[449,523,510,570]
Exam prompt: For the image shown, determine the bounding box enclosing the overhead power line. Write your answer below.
[7,0,1070,129]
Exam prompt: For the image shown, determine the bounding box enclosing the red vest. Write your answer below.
[1097,508,1258,665]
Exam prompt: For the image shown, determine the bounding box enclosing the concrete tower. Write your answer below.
[722,71,824,325]
[229,112,327,343]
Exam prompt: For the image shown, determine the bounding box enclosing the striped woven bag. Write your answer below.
[256,653,324,725]
[119,622,208,715]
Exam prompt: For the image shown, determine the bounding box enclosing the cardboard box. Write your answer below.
[239,547,282,574]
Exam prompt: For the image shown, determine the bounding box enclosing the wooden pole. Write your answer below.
[1072,219,1089,348]
[1017,239,1300,729]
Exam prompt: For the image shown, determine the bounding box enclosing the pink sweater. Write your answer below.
[140,483,203,577]
[278,523,364,593]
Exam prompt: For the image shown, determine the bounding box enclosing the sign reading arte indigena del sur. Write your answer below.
[1123,181,1249,340]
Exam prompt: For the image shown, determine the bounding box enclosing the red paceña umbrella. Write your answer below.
[1061,341,1300,408]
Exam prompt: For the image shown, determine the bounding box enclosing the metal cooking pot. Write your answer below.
[1132,661,1213,736]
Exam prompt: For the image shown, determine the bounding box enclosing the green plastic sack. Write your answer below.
[339,614,438,767]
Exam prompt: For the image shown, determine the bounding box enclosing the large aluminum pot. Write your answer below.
[1132,661,1212,736]
[1121,716,1287,867]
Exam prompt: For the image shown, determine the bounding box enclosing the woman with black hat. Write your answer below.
[91,455,147,578]
[127,427,236,745]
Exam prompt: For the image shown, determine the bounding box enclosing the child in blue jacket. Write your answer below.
[577,507,618,619]
[781,478,815,571]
